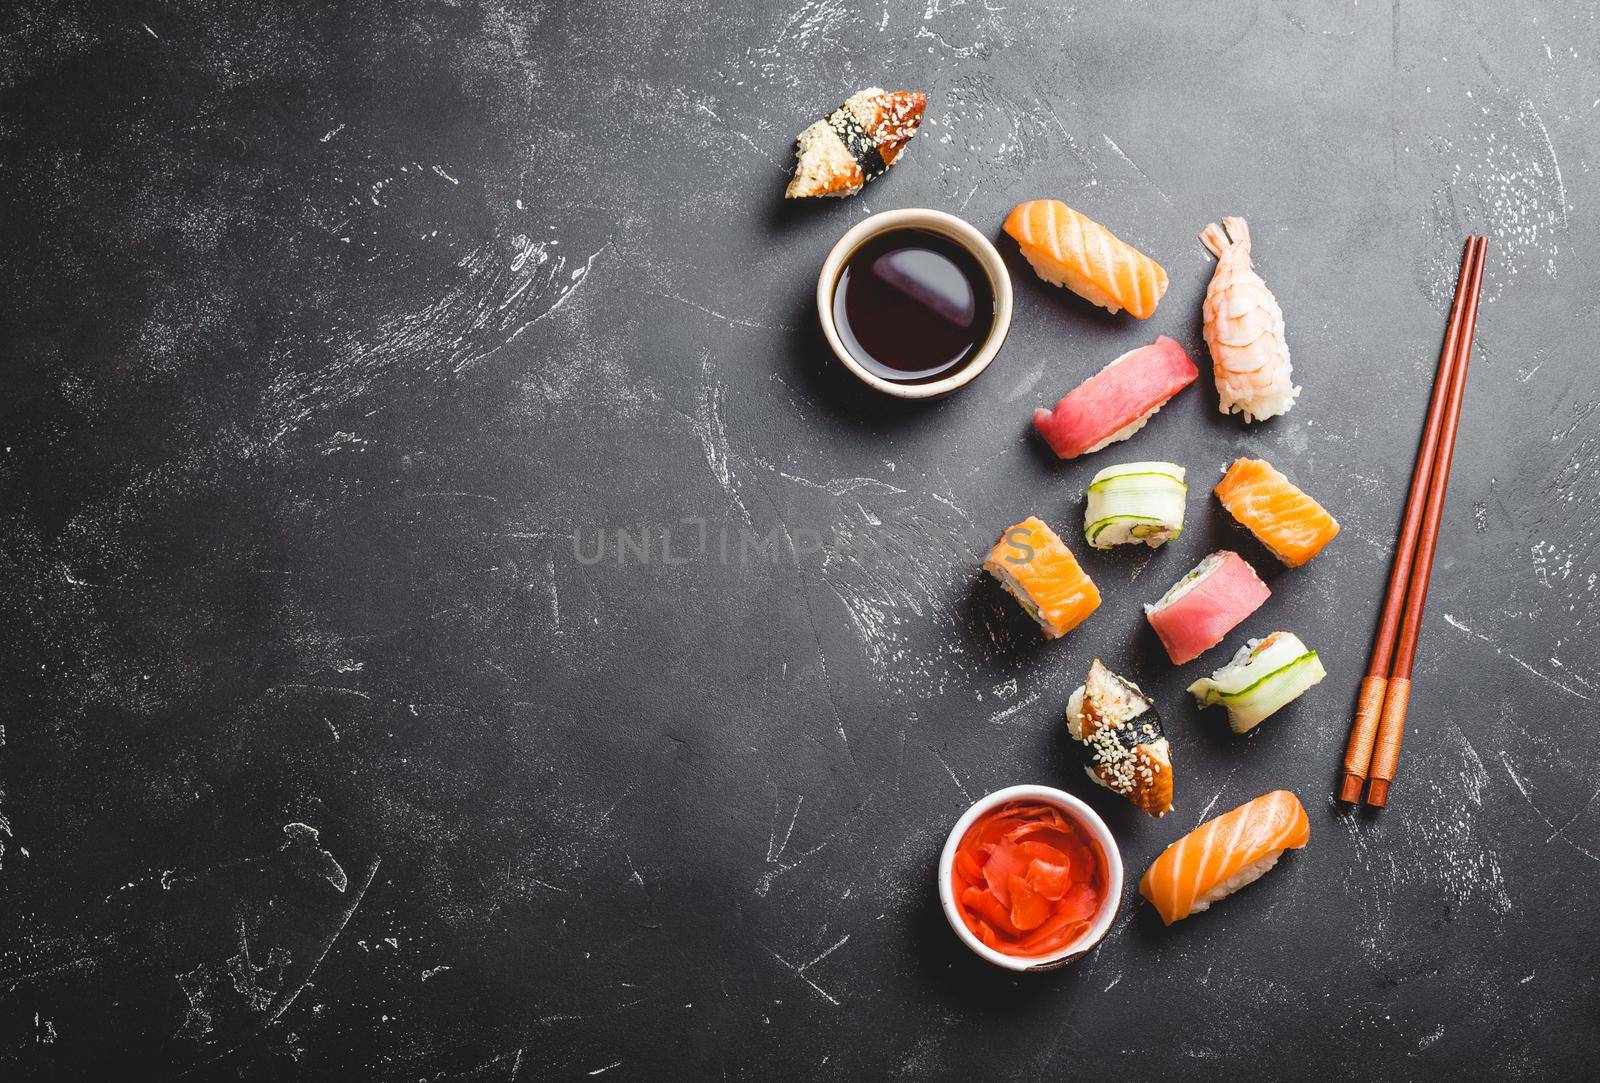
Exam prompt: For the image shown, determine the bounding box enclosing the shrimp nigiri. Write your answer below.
[1200,217,1298,422]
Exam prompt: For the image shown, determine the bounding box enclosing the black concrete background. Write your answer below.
[2,1,1597,1078]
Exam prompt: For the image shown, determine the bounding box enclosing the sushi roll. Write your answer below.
[785,89,926,199]
[1200,217,1299,422]
[1084,461,1187,549]
[1144,551,1270,665]
[1004,199,1169,318]
[983,516,1101,638]
[1032,337,1198,460]
[1067,660,1174,818]
[1138,790,1309,925]
[1214,457,1340,568]
[1188,632,1327,734]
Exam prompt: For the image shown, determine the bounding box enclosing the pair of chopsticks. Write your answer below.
[1339,237,1488,808]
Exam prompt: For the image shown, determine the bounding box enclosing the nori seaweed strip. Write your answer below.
[827,104,887,180]
[1106,708,1164,753]
[1093,669,1165,753]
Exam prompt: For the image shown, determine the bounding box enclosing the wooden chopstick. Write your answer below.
[1365,236,1488,807]
[1337,237,1485,803]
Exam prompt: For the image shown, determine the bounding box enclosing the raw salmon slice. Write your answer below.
[983,516,1101,638]
[1004,199,1169,319]
[1138,790,1309,925]
[1214,457,1340,568]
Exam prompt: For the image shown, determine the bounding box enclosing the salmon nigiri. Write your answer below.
[1139,790,1309,925]
[1214,457,1340,568]
[983,516,1101,638]
[1004,200,1168,319]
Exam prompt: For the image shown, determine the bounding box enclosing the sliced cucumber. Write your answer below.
[1083,461,1187,549]
[1188,632,1326,734]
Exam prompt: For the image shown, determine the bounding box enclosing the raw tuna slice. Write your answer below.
[1144,550,1270,665]
[1033,337,1198,459]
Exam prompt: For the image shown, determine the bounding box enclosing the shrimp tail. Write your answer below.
[1201,216,1253,261]
[1222,216,1252,252]
[1199,221,1231,259]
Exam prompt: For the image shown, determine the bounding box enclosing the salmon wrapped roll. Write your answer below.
[785,89,926,199]
[1004,199,1169,318]
[1214,457,1340,568]
[983,516,1101,638]
[1139,790,1309,925]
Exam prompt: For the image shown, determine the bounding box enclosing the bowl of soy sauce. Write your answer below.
[817,208,1013,399]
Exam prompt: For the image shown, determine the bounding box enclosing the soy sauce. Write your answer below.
[832,228,995,383]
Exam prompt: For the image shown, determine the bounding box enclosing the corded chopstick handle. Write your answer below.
[1338,675,1388,802]
[1364,677,1412,808]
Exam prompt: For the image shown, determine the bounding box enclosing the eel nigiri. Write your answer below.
[983,516,1101,638]
[1189,632,1327,734]
[1200,217,1298,421]
[1033,337,1198,459]
[1214,457,1340,568]
[1084,461,1187,549]
[1144,551,1270,665]
[1139,790,1309,925]
[1067,660,1174,818]
[1004,199,1169,318]
[785,89,927,199]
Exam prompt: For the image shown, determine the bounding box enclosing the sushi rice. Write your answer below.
[1084,461,1186,549]
[1187,632,1326,733]
[1152,551,1221,609]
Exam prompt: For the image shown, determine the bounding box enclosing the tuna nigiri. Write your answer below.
[1004,199,1169,318]
[1032,337,1198,459]
[1214,457,1340,568]
[1144,551,1270,665]
[1200,216,1298,421]
[1139,790,1309,925]
[984,516,1101,638]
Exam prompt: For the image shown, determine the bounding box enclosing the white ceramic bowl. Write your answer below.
[937,784,1123,972]
[816,208,1013,399]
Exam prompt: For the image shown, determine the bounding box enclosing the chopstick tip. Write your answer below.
[1337,773,1366,804]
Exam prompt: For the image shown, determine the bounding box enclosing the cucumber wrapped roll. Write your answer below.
[1187,632,1326,734]
[1084,461,1187,549]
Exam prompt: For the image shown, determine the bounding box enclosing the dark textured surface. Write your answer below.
[2,2,1597,1078]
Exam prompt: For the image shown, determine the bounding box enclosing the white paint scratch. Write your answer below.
[763,945,841,1006]
[988,692,1040,724]
[1102,134,1173,205]
[1441,613,1593,701]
